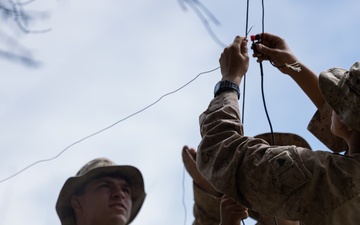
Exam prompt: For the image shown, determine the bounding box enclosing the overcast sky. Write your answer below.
[1,0,360,225]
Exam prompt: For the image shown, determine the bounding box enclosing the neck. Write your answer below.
[345,131,360,155]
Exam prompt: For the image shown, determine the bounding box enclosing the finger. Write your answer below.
[252,51,268,62]
[182,145,189,152]
[219,51,227,64]
[259,32,274,43]
[221,195,237,206]
[182,145,189,161]
[182,147,196,164]
[221,196,247,208]
[223,204,248,216]
[233,35,245,45]
[182,153,198,177]
[226,203,248,211]
[231,36,245,54]
[256,43,274,57]
[234,210,249,220]
[240,39,248,55]
[187,147,197,158]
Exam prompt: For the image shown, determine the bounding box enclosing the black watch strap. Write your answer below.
[214,80,240,99]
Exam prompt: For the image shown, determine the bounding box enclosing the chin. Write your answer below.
[330,127,340,138]
[109,215,130,225]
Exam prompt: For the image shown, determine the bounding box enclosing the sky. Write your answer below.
[0,0,360,225]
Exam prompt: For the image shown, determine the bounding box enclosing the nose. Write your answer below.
[111,186,125,199]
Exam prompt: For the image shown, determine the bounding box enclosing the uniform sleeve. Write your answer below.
[307,102,347,152]
[197,91,360,225]
[193,183,220,225]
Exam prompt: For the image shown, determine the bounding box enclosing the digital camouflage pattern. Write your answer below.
[197,91,360,225]
[319,62,360,132]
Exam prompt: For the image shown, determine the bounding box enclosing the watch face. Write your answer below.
[214,81,221,93]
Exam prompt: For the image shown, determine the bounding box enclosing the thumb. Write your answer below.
[256,43,274,56]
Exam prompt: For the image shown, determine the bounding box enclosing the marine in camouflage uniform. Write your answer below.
[197,34,360,225]
[189,132,308,225]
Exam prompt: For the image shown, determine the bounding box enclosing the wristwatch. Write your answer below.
[214,80,240,99]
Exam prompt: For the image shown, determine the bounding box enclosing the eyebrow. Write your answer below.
[94,177,130,187]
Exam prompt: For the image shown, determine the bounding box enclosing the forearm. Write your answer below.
[286,62,325,109]
[193,183,221,225]
[197,91,254,206]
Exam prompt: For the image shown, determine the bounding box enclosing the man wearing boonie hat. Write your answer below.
[196,34,360,225]
[182,132,309,225]
[56,158,146,225]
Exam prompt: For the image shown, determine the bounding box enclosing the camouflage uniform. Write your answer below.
[197,91,360,225]
[193,183,285,225]
[307,102,347,153]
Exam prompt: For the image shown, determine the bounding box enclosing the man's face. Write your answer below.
[72,176,132,225]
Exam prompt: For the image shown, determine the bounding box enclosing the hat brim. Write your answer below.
[56,165,146,225]
[254,132,311,149]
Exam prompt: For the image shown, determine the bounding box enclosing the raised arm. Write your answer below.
[182,146,221,225]
[253,33,325,109]
[253,33,348,152]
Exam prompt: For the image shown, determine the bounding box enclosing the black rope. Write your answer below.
[241,0,250,124]
[241,1,251,224]
[258,0,278,224]
[259,61,275,145]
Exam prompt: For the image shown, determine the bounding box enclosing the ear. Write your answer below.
[71,195,83,212]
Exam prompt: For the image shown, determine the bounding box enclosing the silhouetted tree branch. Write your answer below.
[0,0,51,67]
[178,0,226,48]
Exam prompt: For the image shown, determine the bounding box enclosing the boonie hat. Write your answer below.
[254,132,311,149]
[56,158,146,225]
[319,61,360,131]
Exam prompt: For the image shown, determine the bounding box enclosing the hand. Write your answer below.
[220,195,248,225]
[252,33,299,75]
[258,216,300,225]
[182,146,221,197]
[219,36,249,86]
